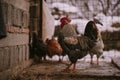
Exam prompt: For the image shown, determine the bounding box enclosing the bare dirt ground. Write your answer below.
[12,60,120,80]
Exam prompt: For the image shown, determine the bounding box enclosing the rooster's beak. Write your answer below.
[94,18,103,26]
[99,22,103,26]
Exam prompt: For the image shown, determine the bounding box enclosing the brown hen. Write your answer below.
[46,37,63,61]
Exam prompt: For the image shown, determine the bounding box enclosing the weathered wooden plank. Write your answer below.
[0,48,4,71]
[13,7,17,26]
[11,5,14,25]
[18,45,22,63]
[15,46,19,65]
[13,46,17,66]
[26,13,29,28]
[9,46,17,68]
[3,47,10,70]
[17,9,22,27]
[7,4,12,25]
[22,45,26,62]
[26,45,29,60]
[9,46,14,67]
[2,3,7,24]
[22,12,29,28]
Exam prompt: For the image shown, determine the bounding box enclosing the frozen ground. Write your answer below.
[15,50,120,80]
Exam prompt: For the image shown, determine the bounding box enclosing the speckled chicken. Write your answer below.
[58,33,95,72]
[58,20,104,72]
[84,21,104,65]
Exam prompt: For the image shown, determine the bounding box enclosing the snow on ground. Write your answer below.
[46,50,120,63]
[83,50,120,63]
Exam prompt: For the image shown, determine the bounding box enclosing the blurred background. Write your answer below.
[45,0,120,61]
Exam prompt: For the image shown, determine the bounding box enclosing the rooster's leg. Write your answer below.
[66,63,72,70]
[62,56,64,61]
[62,63,72,72]
[90,55,93,64]
[43,56,47,61]
[58,56,62,62]
[97,57,99,65]
[73,63,76,73]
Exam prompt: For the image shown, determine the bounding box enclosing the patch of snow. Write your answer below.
[47,50,120,63]
[55,15,120,32]
[52,2,79,13]
[54,20,60,26]
[53,15,60,19]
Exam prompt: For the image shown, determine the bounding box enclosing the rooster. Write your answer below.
[46,37,63,61]
[84,21,104,65]
[58,16,79,61]
[58,20,104,73]
[58,32,95,72]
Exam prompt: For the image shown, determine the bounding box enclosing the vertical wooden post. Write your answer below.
[0,0,7,39]
[38,0,42,38]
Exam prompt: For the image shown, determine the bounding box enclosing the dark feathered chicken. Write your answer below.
[35,38,47,61]
[84,21,104,65]
[57,24,79,61]
[58,20,104,72]
[58,32,95,72]
[31,32,47,62]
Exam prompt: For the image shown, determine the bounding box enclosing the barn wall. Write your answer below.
[0,0,31,79]
[29,0,55,42]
